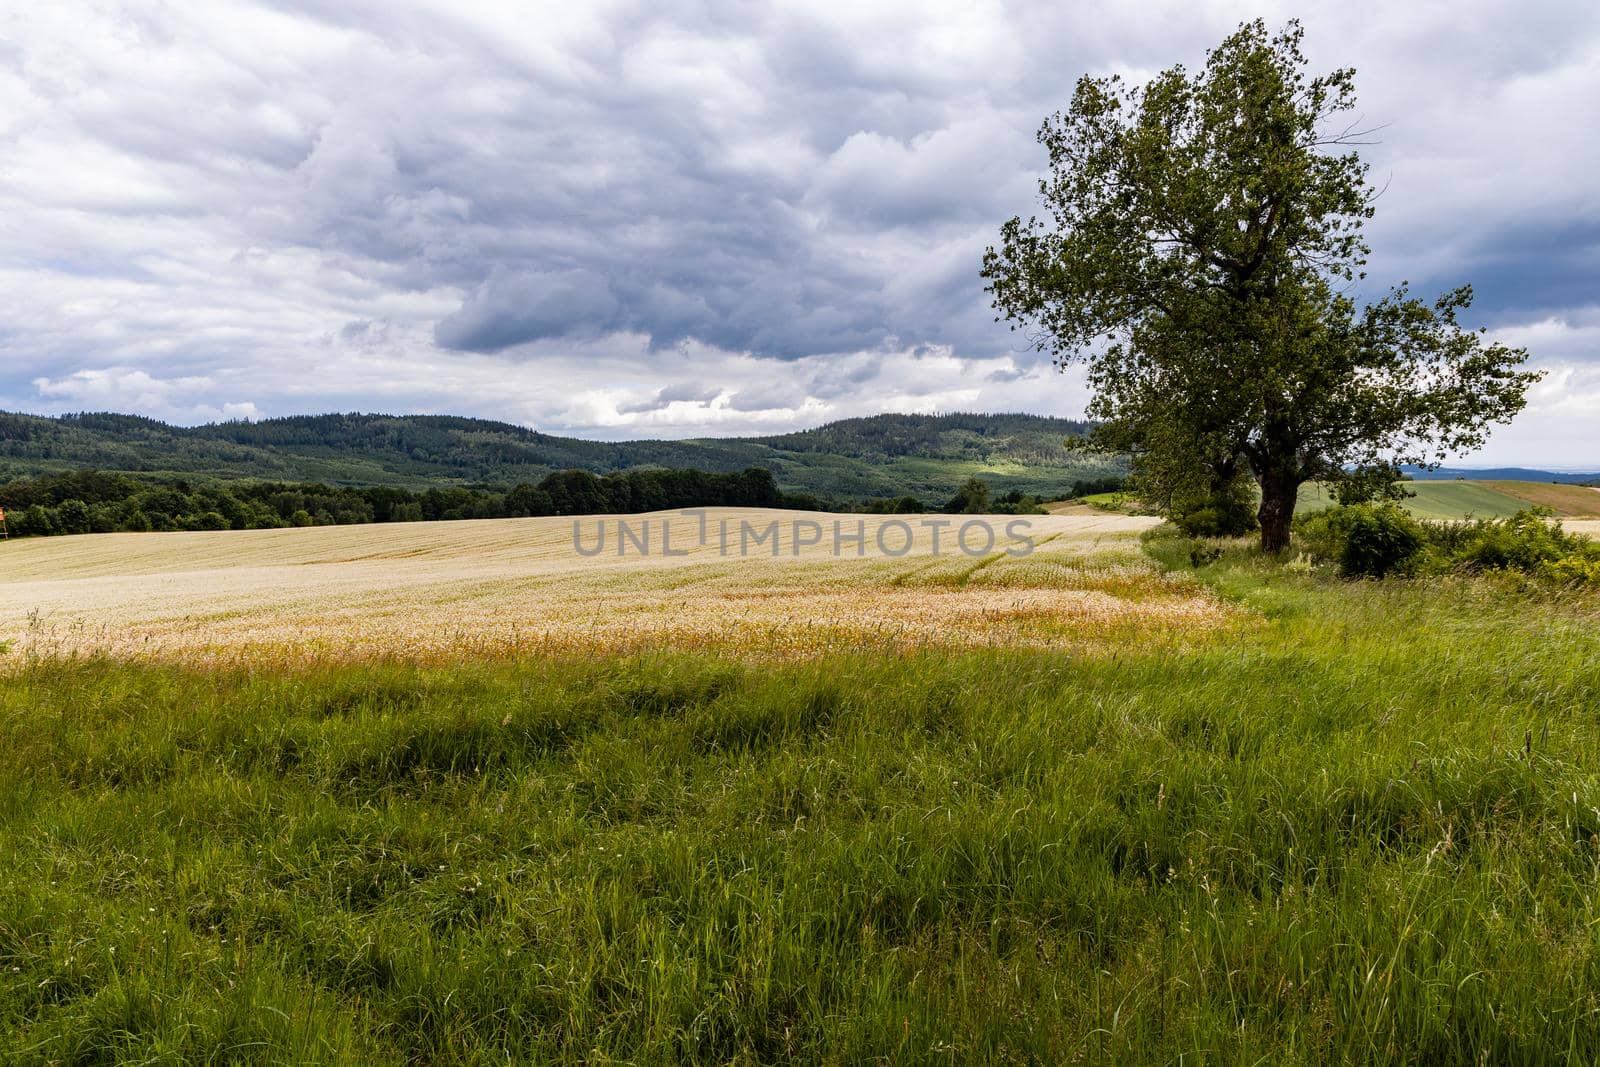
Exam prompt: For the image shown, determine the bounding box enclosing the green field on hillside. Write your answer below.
[1088,479,1580,524]
[1482,480,1600,517]
[1297,480,1533,519]
[3,527,1600,1061]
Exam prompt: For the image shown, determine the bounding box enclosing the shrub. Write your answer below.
[1436,509,1600,584]
[1454,508,1583,572]
[1340,505,1425,578]
[1299,505,1600,584]
[1293,507,1351,563]
[1173,499,1257,537]
[1541,555,1600,586]
[862,495,925,514]
[1295,504,1423,578]
[13,504,56,536]
[1170,473,1258,537]
[992,489,1046,515]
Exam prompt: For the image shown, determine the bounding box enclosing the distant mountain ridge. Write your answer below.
[0,410,1119,501]
[1402,465,1600,484]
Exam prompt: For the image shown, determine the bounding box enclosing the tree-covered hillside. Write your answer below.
[0,411,1118,500]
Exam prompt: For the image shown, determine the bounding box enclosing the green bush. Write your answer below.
[1300,505,1600,584]
[1170,473,1259,537]
[1341,505,1425,578]
[1293,506,1355,564]
[1295,504,1423,578]
[1455,508,1585,572]
[1541,555,1600,585]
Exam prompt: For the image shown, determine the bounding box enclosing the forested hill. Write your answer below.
[0,411,1117,501]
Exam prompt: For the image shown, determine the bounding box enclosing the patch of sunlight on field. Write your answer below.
[0,509,1236,664]
[1485,481,1600,517]
[1565,519,1600,540]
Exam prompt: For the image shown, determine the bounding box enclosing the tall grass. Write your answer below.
[2,545,1599,1061]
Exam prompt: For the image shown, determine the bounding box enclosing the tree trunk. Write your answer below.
[1257,474,1298,553]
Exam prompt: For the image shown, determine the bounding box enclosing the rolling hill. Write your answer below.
[1403,465,1600,483]
[0,410,1120,502]
[1297,479,1600,520]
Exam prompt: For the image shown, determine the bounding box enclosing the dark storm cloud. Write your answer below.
[1423,220,1600,321]
[241,0,1013,361]
[2,0,1598,462]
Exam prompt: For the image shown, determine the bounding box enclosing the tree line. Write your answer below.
[0,467,823,538]
[0,466,1085,539]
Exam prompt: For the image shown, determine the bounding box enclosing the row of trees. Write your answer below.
[0,467,1065,540]
[0,467,819,538]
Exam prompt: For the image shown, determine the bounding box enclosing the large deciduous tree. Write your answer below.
[983,19,1538,551]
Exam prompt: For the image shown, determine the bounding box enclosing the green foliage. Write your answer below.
[1540,554,1600,585]
[1419,509,1600,585]
[983,19,1538,551]
[1297,505,1600,584]
[938,477,1043,515]
[1297,504,1424,577]
[53,498,92,534]
[0,466,824,539]
[1169,471,1259,537]
[1068,474,1127,497]
[1339,505,1426,578]
[1332,465,1414,505]
[1296,504,1426,577]
[992,489,1047,515]
[860,495,925,514]
[1449,508,1586,572]
[943,476,992,513]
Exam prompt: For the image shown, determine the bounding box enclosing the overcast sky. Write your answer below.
[1,0,1596,465]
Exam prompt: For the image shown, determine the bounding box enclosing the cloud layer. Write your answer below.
[1,0,1597,464]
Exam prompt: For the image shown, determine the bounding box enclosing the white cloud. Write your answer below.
[31,368,262,423]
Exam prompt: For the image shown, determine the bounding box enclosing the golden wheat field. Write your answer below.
[1566,518,1600,539]
[0,509,1240,664]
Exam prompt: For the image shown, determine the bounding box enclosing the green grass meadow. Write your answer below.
[1295,480,1530,519]
[4,539,1600,1062]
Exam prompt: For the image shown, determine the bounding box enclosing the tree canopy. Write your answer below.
[983,19,1539,550]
